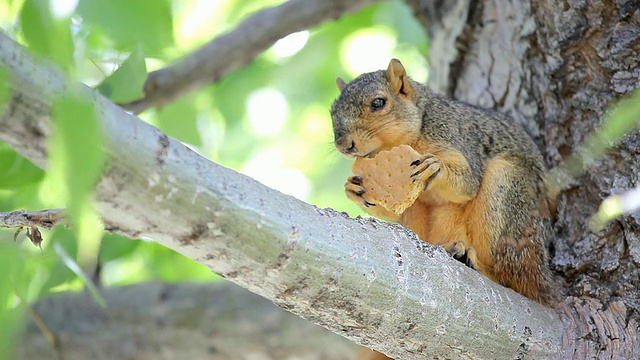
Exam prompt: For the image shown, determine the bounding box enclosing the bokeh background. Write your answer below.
[0,0,428,341]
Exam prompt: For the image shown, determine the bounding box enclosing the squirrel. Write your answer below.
[331,59,556,360]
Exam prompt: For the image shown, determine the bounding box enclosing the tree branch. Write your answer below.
[18,281,359,360]
[0,30,567,359]
[120,0,383,114]
[0,209,64,229]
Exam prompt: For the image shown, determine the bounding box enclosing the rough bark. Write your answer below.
[407,0,640,356]
[0,30,567,359]
[17,282,359,360]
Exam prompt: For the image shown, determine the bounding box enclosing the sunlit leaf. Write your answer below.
[77,0,173,54]
[19,0,73,71]
[50,93,105,223]
[97,46,147,103]
[546,89,640,197]
[50,93,105,292]
[144,242,217,282]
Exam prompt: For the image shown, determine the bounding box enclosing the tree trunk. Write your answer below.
[407,0,640,356]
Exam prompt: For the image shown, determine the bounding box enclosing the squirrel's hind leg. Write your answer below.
[464,156,555,305]
[442,241,491,276]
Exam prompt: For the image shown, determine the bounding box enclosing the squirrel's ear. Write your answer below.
[386,59,413,96]
[336,77,347,92]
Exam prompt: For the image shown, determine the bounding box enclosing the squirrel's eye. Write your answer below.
[370,98,386,111]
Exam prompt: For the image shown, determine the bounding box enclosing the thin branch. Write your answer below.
[15,292,63,360]
[120,0,383,114]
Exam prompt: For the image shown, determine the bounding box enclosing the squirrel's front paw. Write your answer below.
[344,175,376,208]
[410,154,442,189]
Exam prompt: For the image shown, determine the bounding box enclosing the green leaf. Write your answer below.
[144,242,217,282]
[19,0,74,71]
[97,46,147,103]
[0,143,45,189]
[0,244,27,359]
[77,0,173,54]
[156,94,202,146]
[99,233,140,263]
[50,93,105,223]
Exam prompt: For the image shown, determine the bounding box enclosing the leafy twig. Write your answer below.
[590,186,640,231]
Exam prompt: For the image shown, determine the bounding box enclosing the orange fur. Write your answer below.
[400,156,520,283]
[357,348,393,360]
[333,59,554,360]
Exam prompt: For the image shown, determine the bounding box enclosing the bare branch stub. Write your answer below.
[1,209,65,249]
[0,209,65,229]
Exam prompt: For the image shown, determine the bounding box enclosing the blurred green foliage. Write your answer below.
[0,0,428,354]
[19,0,73,71]
[96,46,147,102]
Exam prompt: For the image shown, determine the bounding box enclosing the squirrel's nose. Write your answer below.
[346,140,356,153]
[335,132,356,154]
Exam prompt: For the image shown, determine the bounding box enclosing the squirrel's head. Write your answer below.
[330,59,422,159]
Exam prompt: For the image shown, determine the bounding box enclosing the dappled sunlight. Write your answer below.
[174,0,227,46]
[247,87,289,137]
[272,30,310,58]
[341,27,397,76]
[50,0,78,19]
[298,105,333,145]
[242,149,312,201]
[0,0,428,316]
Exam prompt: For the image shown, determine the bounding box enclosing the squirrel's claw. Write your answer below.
[345,176,377,208]
[410,154,442,188]
[443,240,479,271]
[349,175,363,185]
